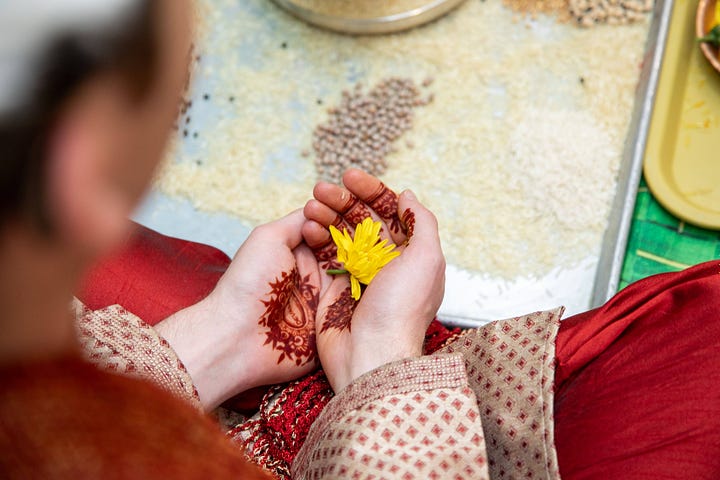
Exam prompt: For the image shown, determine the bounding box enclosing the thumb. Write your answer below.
[397,190,441,251]
[242,209,305,255]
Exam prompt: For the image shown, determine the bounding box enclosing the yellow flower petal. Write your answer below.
[350,276,361,300]
[330,225,357,264]
[328,218,400,300]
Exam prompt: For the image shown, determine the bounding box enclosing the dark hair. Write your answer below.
[0,1,158,232]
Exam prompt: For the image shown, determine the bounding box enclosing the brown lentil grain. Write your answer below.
[311,77,429,184]
[501,0,652,25]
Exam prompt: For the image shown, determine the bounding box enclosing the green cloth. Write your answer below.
[619,177,720,290]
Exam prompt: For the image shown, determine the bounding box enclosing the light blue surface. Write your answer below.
[133,190,251,259]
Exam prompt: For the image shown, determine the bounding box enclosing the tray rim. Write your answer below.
[590,0,676,308]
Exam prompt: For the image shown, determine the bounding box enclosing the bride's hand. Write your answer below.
[302,170,446,393]
[156,210,326,410]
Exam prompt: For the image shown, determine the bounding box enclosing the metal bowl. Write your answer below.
[271,0,468,35]
[697,0,720,74]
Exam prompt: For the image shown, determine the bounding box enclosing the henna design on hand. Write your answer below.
[311,241,342,270]
[341,196,373,229]
[367,183,402,234]
[258,268,318,366]
[319,287,356,333]
[330,213,347,230]
[401,208,416,240]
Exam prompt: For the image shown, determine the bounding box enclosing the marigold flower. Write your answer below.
[328,218,400,300]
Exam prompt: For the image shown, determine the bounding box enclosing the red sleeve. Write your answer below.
[75,223,270,412]
[77,222,231,326]
[554,261,720,479]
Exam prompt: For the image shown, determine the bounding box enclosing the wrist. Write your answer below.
[340,336,424,392]
[155,294,260,411]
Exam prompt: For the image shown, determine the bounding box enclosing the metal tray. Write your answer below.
[590,0,675,308]
[270,0,468,34]
[135,0,676,328]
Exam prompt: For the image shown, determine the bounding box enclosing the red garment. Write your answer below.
[0,354,271,479]
[555,260,720,479]
[77,223,270,412]
[78,223,231,326]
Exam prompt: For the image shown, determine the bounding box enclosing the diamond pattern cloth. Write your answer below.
[230,320,462,479]
[293,309,562,480]
[73,299,201,410]
[440,308,563,479]
[293,354,489,479]
[73,296,562,479]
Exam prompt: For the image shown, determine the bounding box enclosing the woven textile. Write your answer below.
[288,309,561,479]
[73,299,201,410]
[293,354,489,480]
[440,309,562,480]
[620,178,720,289]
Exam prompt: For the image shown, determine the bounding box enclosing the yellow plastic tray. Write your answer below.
[644,0,720,230]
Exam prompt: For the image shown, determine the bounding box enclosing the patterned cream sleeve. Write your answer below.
[292,353,491,480]
[72,298,202,412]
[292,308,564,480]
[438,308,563,480]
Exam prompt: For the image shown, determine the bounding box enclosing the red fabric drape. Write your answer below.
[78,223,231,326]
[77,223,269,411]
[0,355,271,479]
[555,260,720,479]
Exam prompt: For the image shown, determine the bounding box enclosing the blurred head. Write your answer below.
[0,0,191,255]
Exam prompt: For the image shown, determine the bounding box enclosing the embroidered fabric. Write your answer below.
[73,296,561,479]
[72,299,201,411]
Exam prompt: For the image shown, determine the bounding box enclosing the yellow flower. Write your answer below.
[329,218,400,300]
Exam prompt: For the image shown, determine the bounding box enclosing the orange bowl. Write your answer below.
[697,0,720,73]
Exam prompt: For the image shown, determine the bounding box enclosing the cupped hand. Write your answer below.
[156,210,329,410]
[302,170,446,393]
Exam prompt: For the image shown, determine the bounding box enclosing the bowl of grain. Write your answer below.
[271,0,468,34]
[697,0,720,74]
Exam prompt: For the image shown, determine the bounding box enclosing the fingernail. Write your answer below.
[402,189,417,201]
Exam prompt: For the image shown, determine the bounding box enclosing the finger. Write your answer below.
[341,169,406,245]
[249,208,306,251]
[312,183,394,244]
[301,219,342,271]
[301,216,334,249]
[294,243,320,283]
[303,199,350,231]
[294,243,330,299]
[313,182,375,230]
[397,189,444,268]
